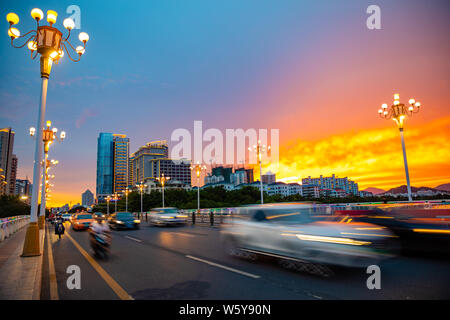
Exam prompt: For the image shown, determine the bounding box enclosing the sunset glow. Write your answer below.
[267,117,450,191]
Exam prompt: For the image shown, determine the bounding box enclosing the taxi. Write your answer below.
[71,213,95,231]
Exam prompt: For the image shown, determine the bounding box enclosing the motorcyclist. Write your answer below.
[89,217,111,256]
[54,215,65,239]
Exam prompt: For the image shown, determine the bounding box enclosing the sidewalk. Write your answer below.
[0,224,45,300]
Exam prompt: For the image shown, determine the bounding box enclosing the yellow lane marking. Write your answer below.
[65,231,133,300]
[46,226,59,300]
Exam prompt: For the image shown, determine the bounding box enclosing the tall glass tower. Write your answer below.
[96,133,114,200]
[96,133,130,202]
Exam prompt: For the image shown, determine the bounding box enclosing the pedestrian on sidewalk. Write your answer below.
[210,210,214,226]
[192,211,196,225]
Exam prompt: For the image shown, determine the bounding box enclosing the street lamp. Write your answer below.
[190,162,207,213]
[124,187,131,212]
[378,93,422,202]
[6,8,90,257]
[114,192,118,213]
[106,196,111,216]
[156,173,170,208]
[30,120,65,229]
[249,140,270,204]
[136,181,147,219]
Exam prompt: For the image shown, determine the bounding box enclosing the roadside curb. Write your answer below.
[33,227,46,300]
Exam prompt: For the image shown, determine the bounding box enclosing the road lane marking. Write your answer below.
[46,226,59,300]
[125,235,142,242]
[65,231,133,300]
[185,255,261,279]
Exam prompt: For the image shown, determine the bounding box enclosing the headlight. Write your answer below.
[176,215,188,218]
[116,220,123,224]
[161,216,174,219]
[134,220,141,223]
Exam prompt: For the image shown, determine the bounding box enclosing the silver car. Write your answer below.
[148,207,188,226]
[221,204,398,268]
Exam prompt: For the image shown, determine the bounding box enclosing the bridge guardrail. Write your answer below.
[0,215,30,242]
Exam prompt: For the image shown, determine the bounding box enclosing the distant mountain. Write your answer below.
[435,183,450,192]
[384,185,440,194]
[362,187,385,195]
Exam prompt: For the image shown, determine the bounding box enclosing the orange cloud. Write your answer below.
[266,117,450,190]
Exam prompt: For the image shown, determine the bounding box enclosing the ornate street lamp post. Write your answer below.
[378,93,422,202]
[30,121,65,229]
[124,187,130,212]
[114,192,118,213]
[6,8,89,256]
[136,182,147,219]
[106,196,111,216]
[249,140,270,204]
[190,162,207,213]
[156,173,170,208]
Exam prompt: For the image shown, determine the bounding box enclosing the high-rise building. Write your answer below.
[0,128,15,195]
[15,178,32,197]
[149,159,191,186]
[82,189,94,206]
[211,166,233,183]
[230,170,246,185]
[9,154,17,195]
[302,184,320,198]
[96,133,129,201]
[131,141,169,185]
[96,133,114,199]
[113,135,129,193]
[262,171,276,184]
[302,174,359,196]
[128,157,134,187]
[244,168,254,183]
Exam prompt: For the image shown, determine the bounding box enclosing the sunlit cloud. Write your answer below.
[265,117,450,190]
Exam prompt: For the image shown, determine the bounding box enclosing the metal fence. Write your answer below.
[0,215,30,242]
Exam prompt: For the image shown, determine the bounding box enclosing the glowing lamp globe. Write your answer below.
[8,27,20,39]
[31,8,44,21]
[6,13,19,25]
[76,46,85,55]
[46,10,57,25]
[78,32,89,43]
[28,40,37,51]
[63,18,75,30]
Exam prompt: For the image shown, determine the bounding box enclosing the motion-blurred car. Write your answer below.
[93,212,105,219]
[333,209,450,255]
[221,205,398,268]
[62,213,71,221]
[148,207,188,226]
[108,212,140,230]
[71,213,95,231]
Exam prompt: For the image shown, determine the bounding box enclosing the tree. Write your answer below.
[0,195,31,218]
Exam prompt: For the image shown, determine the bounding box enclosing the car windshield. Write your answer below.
[77,214,92,219]
[117,213,134,219]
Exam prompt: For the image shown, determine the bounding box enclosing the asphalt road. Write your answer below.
[41,221,450,300]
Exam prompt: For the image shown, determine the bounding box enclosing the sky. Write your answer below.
[1,0,449,206]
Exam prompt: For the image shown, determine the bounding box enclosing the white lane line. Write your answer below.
[125,235,142,243]
[185,255,261,279]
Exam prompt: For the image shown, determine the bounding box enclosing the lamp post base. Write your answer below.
[21,222,41,257]
[38,215,45,229]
